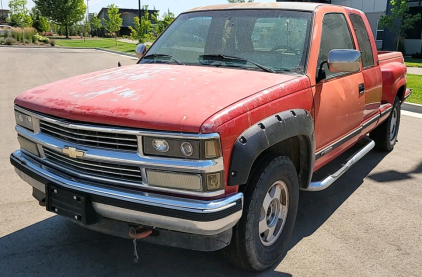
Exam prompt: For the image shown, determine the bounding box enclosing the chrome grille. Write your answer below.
[43,148,142,184]
[39,121,138,151]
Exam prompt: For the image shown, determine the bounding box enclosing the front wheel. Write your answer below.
[370,97,401,151]
[223,156,299,271]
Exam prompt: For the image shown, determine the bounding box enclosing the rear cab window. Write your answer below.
[349,14,375,69]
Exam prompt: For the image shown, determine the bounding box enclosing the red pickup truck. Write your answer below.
[10,3,411,271]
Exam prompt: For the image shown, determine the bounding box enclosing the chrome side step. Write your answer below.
[303,137,375,192]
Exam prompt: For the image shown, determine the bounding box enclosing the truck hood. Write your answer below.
[15,64,299,133]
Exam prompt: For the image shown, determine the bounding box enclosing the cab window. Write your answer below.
[318,13,355,79]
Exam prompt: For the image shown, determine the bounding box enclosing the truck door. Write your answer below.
[349,13,382,121]
[313,13,365,157]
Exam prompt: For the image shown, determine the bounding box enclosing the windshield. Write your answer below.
[141,10,312,74]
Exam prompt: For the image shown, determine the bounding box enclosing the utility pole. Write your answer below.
[87,0,90,36]
[0,0,3,22]
[87,0,90,21]
[138,0,141,19]
[138,0,142,38]
[138,0,142,29]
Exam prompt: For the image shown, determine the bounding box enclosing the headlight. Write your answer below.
[144,137,200,159]
[180,142,193,157]
[143,137,221,160]
[15,111,34,131]
[152,139,170,153]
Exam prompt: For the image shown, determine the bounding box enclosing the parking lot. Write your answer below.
[0,47,421,277]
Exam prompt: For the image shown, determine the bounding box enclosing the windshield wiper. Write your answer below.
[199,54,275,73]
[143,54,185,65]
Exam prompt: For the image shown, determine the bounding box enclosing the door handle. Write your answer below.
[358,83,365,94]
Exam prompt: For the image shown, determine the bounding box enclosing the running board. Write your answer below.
[303,137,375,192]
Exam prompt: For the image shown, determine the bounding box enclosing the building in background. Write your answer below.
[97,8,159,37]
[395,0,422,54]
[0,9,9,25]
[276,0,422,54]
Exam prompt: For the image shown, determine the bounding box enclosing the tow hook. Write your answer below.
[129,226,153,263]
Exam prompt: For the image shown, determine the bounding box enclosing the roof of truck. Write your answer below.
[186,2,326,13]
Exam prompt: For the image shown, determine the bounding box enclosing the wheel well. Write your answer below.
[239,136,311,193]
[397,86,405,103]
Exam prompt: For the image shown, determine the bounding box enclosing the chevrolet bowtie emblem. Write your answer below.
[62,147,85,159]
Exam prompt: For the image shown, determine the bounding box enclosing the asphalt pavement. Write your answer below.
[0,47,421,277]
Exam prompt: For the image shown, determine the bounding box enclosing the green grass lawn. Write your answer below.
[405,58,422,68]
[55,38,137,54]
[407,74,422,105]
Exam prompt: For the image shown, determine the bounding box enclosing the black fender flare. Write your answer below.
[228,109,315,186]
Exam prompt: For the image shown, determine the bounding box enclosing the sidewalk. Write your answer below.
[117,39,153,46]
[117,38,137,44]
[403,66,422,114]
[407,67,422,75]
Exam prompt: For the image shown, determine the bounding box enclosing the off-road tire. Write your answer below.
[370,97,401,152]
[223,156,299,271]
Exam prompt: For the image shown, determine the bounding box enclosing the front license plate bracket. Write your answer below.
[46,184,97,225]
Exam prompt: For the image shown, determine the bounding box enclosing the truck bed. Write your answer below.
[378,51,405,66]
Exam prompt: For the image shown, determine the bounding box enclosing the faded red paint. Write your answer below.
[15,64,298,133]
[216,86,314,194]
[201,76,311,133]
[14,4,408,198]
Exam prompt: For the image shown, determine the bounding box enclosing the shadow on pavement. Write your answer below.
[288,150,388,252]
[0,151,389,277]
[368,160,422,183]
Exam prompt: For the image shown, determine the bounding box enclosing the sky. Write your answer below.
[1,0,276,17]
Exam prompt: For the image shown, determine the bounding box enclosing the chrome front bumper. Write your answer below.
[11,150,243,236]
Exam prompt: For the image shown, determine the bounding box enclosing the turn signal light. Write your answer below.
[205,140,220,159]
[206,172,222,191]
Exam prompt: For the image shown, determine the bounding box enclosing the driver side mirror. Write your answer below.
[135,43,147,59]
[327,49,361,73]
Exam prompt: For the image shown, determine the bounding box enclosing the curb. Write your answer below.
[402,102,422,114]
[0,45,136,58]
[94,48,136,58]
[0,45,52,49]
[0,45,137,58]
[0,45,97,50]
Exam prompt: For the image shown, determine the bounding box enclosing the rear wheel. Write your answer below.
[370,97,401,151]
[223,156,299,271]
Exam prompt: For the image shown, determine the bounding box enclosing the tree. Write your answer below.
[81,18,91,40]
[90,14,102,37]
[8,0,32,27]
[129,5,154,43]
[50,23,63,35]
[30,6,40,30]
[38,16,50,33]
[102,4,122,45]
[31,7,50,33]
[227,0,254,2]
[154,11,175,36]
[34,0,86,39]
[379,0,421,51]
